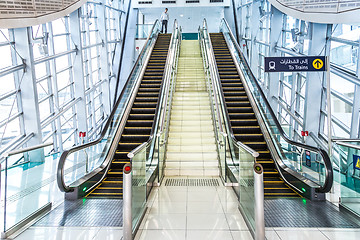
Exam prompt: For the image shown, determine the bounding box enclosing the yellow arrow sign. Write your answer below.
[356,157,360,169]
[313,59,324,69]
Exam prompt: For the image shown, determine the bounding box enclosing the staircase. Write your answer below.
[165,40,219,176]
[86,34,172,198]
[210,33,299,198]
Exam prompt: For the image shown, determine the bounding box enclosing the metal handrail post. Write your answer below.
[254,163,265,240]
[123,163,132,240]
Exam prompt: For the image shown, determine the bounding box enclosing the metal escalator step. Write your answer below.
[241,142,268,150]
[235,133,264,138]
[229,113,255,118]
[264,192,298,196]
[128,114,154,120]
[138,88,160,92]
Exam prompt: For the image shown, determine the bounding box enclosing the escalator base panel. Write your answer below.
[264,198,360,228]
[35,199,123,227]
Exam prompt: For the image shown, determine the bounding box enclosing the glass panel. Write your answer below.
[335,141,360,216]
[131,145,146,229]
[1,144,61,232]
[238,147,256,232]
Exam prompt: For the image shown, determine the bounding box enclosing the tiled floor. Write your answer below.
[10,40,360,240]
[134,176,251,240]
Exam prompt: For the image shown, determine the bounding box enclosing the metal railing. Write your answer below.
[127,20,181,177]
[126,20,181,235]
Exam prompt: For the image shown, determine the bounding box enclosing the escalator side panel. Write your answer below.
[209,33,299,198]
[87,34,172,198]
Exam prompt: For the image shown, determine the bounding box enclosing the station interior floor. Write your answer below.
[12,178,360,240]
[9,40,360,240]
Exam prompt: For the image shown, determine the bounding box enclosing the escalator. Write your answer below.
[86,34,172,198]
[209,33,298,198]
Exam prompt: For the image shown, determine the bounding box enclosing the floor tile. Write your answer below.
[186,230,233,240]
[150,201,187,214]
[320,229,360,240]
[140,214,187,230]
[92,227,123,240]
[186,213,229,230]
[187,201,224,214]
[13,227,100,240]
[138,229,186,240]
[230,230,253,239]
[225,213,249,230]
[275,229,329,240]
[265,229,282,240]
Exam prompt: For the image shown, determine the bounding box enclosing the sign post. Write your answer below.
[326,56,332,158]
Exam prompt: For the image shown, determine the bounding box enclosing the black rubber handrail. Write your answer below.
[141,20,179,170]
[202,20,258,169]
[57,20,161,193]
[220,18,333,193]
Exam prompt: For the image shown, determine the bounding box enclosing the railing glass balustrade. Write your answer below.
[199,19,259,234]
[128,20,181,230]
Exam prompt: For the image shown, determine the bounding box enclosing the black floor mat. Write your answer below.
[265,198,360,228]
[35,199,123,227]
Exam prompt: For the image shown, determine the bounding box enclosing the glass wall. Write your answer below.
[235,0,360,142]
[0,0,126,161]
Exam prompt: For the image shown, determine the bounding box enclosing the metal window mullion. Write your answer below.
[47,20,63,152]
[0,64,26,78]
[12,27,43,153]
[56,65,72,75]
[40,97,80,128]
[62,128,76,144]
[330,37,359,47]
[34,49,77,65]
[60,113,76,128]
[0,112,22,129]
[69,8,88,143]
[38,93,53,104]
[42,129,56,142]
[330,89,353,106]
[36,74,51,84]
[58,82,74,93]
[0,89,18,102]
[9,29,26,138]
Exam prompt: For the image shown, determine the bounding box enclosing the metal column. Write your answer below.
[123,163,132,240]
[254,163,265,240]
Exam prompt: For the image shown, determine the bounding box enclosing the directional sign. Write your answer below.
[265,56,326,72]
[353,155,360,170]
[305,151,311,167]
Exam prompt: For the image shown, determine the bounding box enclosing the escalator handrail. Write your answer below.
[57,20,161,193]
[158,20,180,135]
[202,19,260,159]
[220,18,333,193]
[198,26,224,135]
[128,20,180,159]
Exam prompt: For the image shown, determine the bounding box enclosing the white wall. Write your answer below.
[139,7,225,33]
[133,0,230,9]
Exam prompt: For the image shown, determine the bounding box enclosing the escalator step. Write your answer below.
[210,32,300,199]
[87,33,171,199]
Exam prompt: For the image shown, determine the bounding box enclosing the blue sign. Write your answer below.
[305,151,311,167]
[265,56,326,72]
[353,155,360,170]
